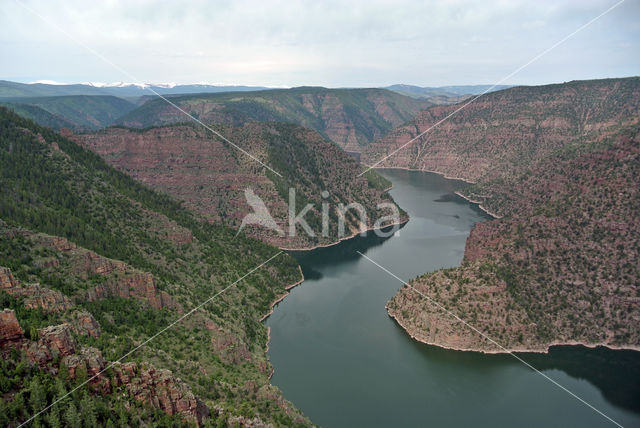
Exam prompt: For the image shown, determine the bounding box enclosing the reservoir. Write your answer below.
[266,169,640,428]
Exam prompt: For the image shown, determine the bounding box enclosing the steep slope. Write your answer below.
[0,102,76,131]
[388,125,640,352]
[0,107,310,426]
[0,95,136,131]
[380,78,640,353]
[0,80,107,98]
[116,87,432,151]
[364,77,640,183]
[72,123,406,250]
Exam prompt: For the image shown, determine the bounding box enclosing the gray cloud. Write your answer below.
[1,0,638,87]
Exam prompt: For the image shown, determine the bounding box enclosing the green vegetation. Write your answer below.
[0,103,76,131]
[0,107,309,426]
[0,351,191,427]
[1,95,135,130]
[362,167,392,191]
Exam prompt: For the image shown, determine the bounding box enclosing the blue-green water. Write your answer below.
[266,169,640,428]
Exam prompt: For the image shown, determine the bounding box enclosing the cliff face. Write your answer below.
[363,77,640,184]
[0,309,23,346]
[116,87,431,151]
[1,229,181,312]
[0,312,209,425]
[73,122,405,249]
[384,79,640,353]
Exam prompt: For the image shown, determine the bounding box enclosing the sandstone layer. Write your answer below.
[381,78,640,353]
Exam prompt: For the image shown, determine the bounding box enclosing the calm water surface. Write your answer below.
[266,169,640,428]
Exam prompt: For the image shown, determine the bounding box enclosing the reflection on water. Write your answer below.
[267,169,640,428]
[290,223,404,280]
[403,325,640,414]
[528,346,640,413]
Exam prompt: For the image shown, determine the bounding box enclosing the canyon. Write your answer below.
[71,122,405,249]
[368,78,640,352]
[1,75,639,426]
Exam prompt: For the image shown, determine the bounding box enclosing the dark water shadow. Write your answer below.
[288,223,406,279]
[525,345,640,413]
[434,193,460,203]
[398,318,640,414]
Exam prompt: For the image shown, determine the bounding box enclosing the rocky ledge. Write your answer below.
[0,309,210,426]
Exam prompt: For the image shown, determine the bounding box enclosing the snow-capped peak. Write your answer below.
[29,80,68,85]
[82,81,150,89]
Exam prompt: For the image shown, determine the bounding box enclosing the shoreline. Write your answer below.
[379,166,638,356]
[262,266,305,380]
[365,165,478,185]
[272,182,406,252]
[386,305,640,355]
[277,216,409,252]
[453,191,502,219]
[259,266,305,322]
[369,165,502,219]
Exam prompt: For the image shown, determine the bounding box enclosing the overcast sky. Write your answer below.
[1,0,638,87]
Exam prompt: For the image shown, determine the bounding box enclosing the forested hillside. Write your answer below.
[0,107,311,426]
[0,95,136,131]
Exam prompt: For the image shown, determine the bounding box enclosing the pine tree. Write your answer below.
[28,377,47,414]
[45,405,62,428]
[64,403,82,428]
[80,393,97,427]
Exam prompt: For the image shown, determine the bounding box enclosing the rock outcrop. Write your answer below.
[0,309,24,346]
[38,323,77,357]
[0,313,209,426]
[0,234,181,313]
[62,346,107,379]
[83,272,180,311]
[69,310,101,338]
[1,267,73,314]
[112,362,210,426]
[0,267,18,289]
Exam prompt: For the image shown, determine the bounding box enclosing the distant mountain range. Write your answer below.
[0,79,511,100]
[0,81,436,146]
[384,83,513,99]
[0,79,502,137]
[0,80,271,99]
[114,87,433,151]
